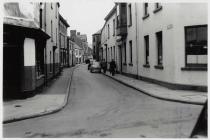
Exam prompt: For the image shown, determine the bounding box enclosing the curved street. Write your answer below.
[3,64,203,138]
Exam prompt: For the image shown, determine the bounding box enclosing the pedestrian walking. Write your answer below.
[101,59,107,73]
[109,59,116,76]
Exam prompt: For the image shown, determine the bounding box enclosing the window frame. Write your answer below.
[144,35,149,66]
[129,40,133,64]
[113,19,115,36]
[155,31,163,68]
[51,20,53,42]
[124,42,127,64]
[142,3,149,20]
[128,4,132,26]
[108,24,110,39]
[184,25,207,68]
[113,46,115,61]
[111,47,112,60]
[55,4,57,18]
[153,3,162,13]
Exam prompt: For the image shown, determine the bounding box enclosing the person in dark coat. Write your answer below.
[109,59,116,76]
[101,59,107,73]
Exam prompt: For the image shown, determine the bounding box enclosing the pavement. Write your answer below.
[3,64,207,125]
[103,72,207,105]
[3,66,76,124]
[3,64,203,138]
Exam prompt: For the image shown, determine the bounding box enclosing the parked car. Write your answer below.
[90,61,101,73]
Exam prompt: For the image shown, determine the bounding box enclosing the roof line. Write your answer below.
[104,4,116,21]
[59,14,70,27]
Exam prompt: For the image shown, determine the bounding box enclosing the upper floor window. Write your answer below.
[113,19,115,36]
[155,3,161,9]
[108,24,110,39]
[51,20,53,41]
[128,4,132,26]
[143,3,149,19]
[154,3,162,13]
[55,5,57,18]
[117,15,119,28]
[51,3,53,9]
[185,25,207,68]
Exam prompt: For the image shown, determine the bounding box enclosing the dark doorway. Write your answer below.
[105,45,107,62]
[118,45,122,73]
[3,44,23,99]
[53,47,56,76]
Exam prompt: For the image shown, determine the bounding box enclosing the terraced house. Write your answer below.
[59,14,70,69]
[99,3,207,92]
[3,2,72,99]
[44,3,60,80]
[92,29,102,61]
[101,5,117,69]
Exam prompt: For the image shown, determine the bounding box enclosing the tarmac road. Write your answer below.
[3,64,203,138]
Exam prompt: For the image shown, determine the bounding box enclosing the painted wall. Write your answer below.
[23,38,36,92]
[123,3,138,76]
[172,3,207,86]
[4,2,40,28]
[101,7,117,70]
[45,3,60,78]
[137,3,207,86]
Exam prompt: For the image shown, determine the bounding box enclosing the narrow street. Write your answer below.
[3,65,203,138]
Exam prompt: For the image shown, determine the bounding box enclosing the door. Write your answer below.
[3,44,23,99]
[118,45,122,73]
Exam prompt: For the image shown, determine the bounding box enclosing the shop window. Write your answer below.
[185,25,207,67]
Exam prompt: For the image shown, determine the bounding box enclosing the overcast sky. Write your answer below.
[59,0,115,47]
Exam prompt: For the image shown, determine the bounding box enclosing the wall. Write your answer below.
[137,3,207,87]
[122,3,138,76]
[4,2,40,28]
[23,38,36,92]
[172,3,207,86]
[45,3,60,79]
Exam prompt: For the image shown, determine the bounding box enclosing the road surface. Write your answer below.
[3,64,203,138]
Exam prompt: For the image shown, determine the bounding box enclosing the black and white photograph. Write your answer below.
[2,0,208,138]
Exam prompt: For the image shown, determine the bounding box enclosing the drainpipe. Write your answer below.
[135,3,139,79]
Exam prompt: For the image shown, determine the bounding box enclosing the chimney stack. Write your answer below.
[70,30,76,37]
